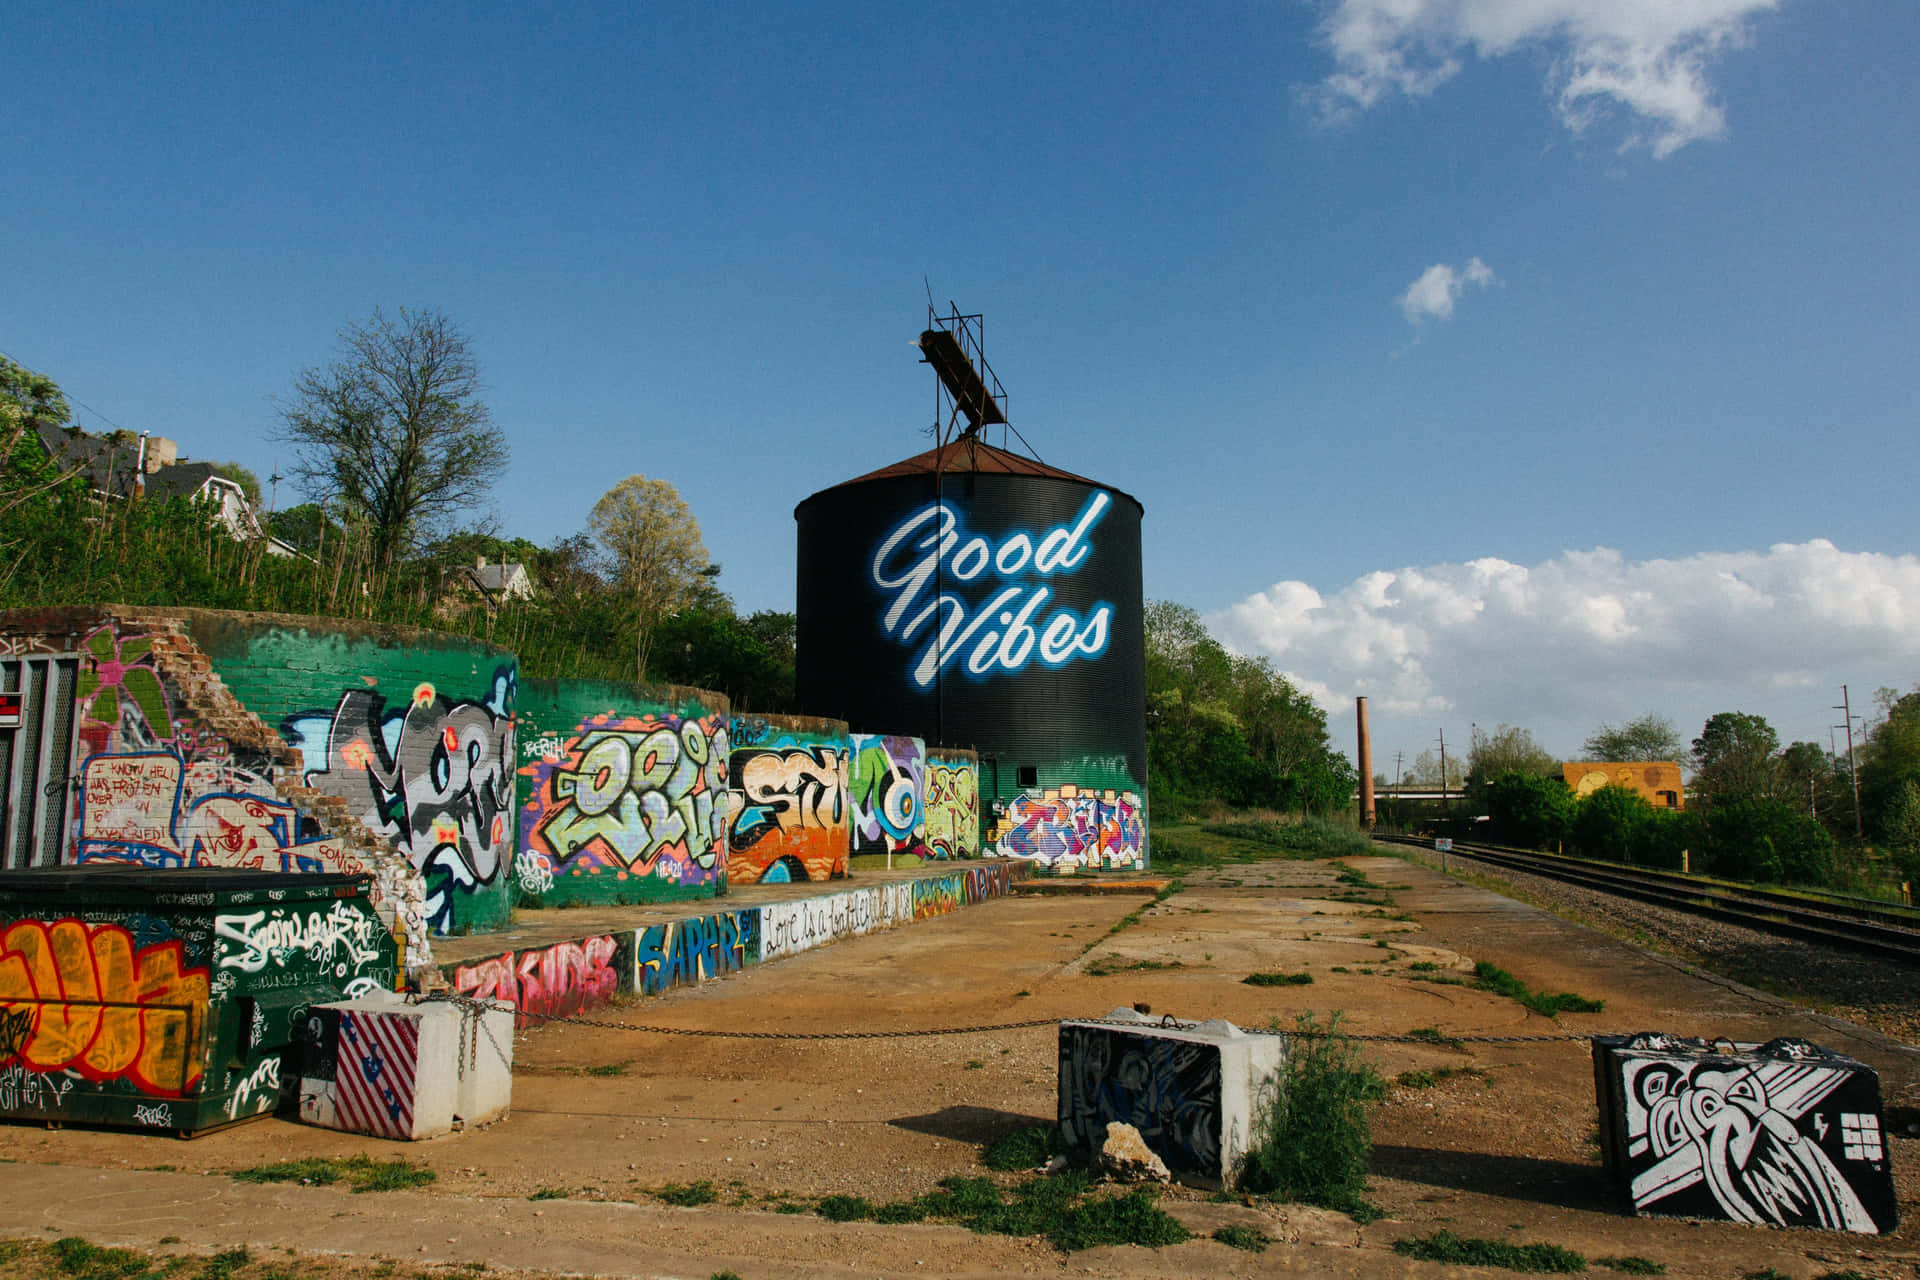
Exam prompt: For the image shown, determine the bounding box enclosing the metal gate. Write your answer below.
[0,655,79,868]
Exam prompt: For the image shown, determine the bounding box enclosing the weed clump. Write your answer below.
[1236,1013,1383,1220]
[1242,971,1313,987]
[231,1153,435,1193]
[49,1237,153,1278]
[1211,1224,1272,1252]
[1596,1257,1665,1275]
[815,1194,877,1222]
[1472,961,1605,1016]
[982,1125,1055,1171]
[652,1179,719,1207]
[1395,1230,1586,1272]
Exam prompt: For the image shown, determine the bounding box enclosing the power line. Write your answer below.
[0,346,143,437]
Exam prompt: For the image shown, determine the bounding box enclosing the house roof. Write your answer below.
[470,562,528,591]
[32,424,232,503]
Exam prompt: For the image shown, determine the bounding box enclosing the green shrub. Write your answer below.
[1596,1257,1665,1275]
[231,1154,434,1193]
[1699,800,1836,885]
[653,1180,718,1207]
[1048,1188,1190,1251]
[1236,1013,1381,1218]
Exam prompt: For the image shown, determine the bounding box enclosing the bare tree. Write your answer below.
[589,474,710,679]
[275,307,508,570]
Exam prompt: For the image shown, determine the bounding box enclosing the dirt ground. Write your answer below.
[0,851,1916,1279]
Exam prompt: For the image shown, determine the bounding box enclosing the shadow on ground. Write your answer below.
[889,1105,1050,1145]
[1372,1145,1613,1211]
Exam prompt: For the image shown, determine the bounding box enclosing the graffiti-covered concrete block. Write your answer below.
[1592,1033,1897,1234]
[1058,1008,1284,1189]
[297,994,459,1140]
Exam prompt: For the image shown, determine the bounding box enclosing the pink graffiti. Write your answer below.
[451,935,619,1029]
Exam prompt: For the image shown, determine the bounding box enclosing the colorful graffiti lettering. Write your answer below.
[727,744,848,884]
[963,864,1009,904]
[283,667,516,932]
[868,492,1115,688]
[913,874,963,920]
[518,713,730,889]
[0,919,210,1094]
[451,936,621,1028]
[633,912,759,995]
[213,902,390,978]
[923,759,980,860]
[989,787,1145,870]
[758,885,914,962]
[849,735,925,858]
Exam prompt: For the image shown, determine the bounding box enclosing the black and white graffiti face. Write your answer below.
[1626,1058,1883,1233]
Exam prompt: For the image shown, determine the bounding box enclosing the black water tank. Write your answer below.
[795,438,1145,813]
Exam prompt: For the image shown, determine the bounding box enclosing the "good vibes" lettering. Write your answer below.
[870,492,1114,688]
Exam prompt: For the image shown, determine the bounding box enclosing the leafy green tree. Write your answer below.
[1569,784,1655,863]
[1690,711,1780,809]
[1484,771,1575,850]
[589,474,710,680]
[1881,779,1920,887]
[1697,800,1835,885]
[0,356,72,427]
[1406,748,1466,789]
[1582,713,1684,762]
[1860,688,1920,839]
[275,306,509,571]
[210,461,262,505]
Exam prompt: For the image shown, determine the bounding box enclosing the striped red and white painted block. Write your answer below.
[335,1009,421,1140]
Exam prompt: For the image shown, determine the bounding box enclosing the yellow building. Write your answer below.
[1563,761,1685,810]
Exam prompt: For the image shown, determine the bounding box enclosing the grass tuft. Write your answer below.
[1393,1230,1587,1272]
[49,1237,155,1279]
[1596,1258,1665,1276]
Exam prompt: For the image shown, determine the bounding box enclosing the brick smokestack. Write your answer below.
[1356,696,1375,828]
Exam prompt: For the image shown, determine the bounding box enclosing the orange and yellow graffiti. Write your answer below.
[0,921,210,1095]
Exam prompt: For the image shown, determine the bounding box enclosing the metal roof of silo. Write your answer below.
[798,437,1143,514]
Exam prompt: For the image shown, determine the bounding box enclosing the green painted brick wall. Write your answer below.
[516,678,731,907]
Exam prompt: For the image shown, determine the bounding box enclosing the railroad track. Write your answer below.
[1375,834,1920,967]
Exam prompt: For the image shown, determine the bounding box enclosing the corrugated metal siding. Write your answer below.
[1,655,79,868]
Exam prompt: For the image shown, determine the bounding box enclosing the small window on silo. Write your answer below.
[1017,765,1038,788]
[1658,791,1679,809]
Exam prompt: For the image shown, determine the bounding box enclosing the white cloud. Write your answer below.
[1399,257,1494,324]
[1206,540,1920,762]
[1313,0,1779,157]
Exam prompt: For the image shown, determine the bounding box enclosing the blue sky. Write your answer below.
[7,1,1917,772]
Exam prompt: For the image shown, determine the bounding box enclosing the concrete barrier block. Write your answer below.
[1058,1008,1285,1189]
[449,997,515,1126]
[296,994,460,1140]
[1592,1032,1897,1233]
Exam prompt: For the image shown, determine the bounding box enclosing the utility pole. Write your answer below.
[1836,685,1863,839]
[1437,728,1449,815]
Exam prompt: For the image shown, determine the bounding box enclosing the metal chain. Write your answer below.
[497,1005,1604,1045]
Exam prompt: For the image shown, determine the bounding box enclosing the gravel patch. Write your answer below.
[1412,849,1920,1053]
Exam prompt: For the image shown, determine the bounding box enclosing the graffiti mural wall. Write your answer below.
[726,713,849,885]
[848,733,925,860]
[516,680,731,907]
[922,749,980,860]
[986,785,1145,871]
[0,608,426,962]
[633,910,759,995]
